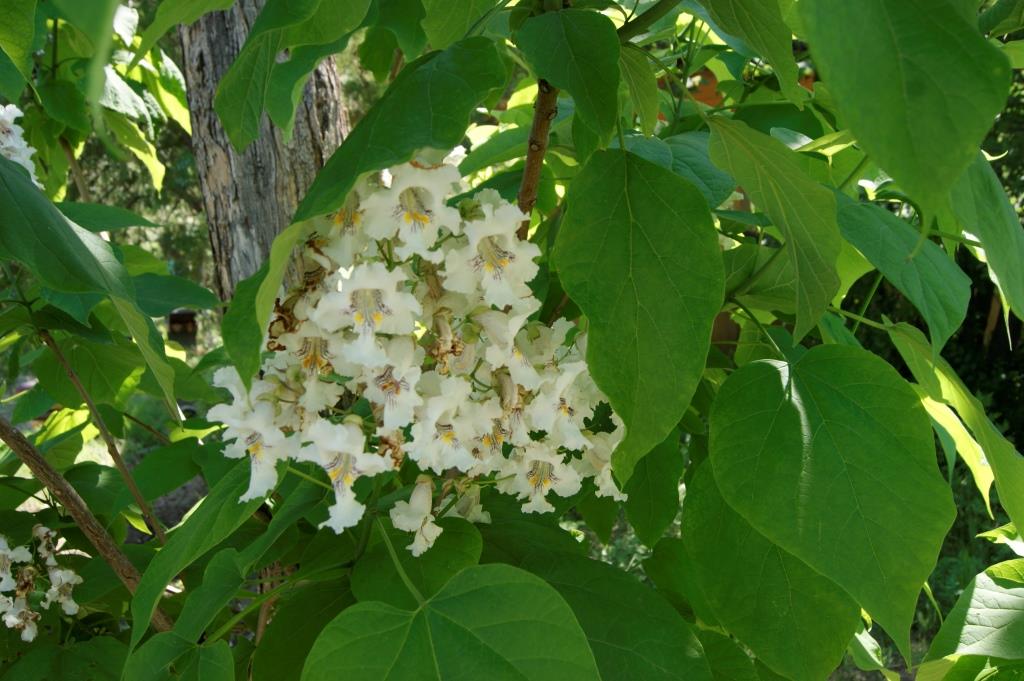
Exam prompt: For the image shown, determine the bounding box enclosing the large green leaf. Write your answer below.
[56,202,159,232]
[888,322,1024,537]
[0,48,25,101]
[132,0,235,66]
[282,0,370,48]
[0,157,176,414]
[682,465,860,681]
[178,641,234,681]
[213,0,321,150]
[421,0,498,49]
[301,564,601,680]
[555,149,724,483]
[927,559,1024,661]
[643,537,719,624]
[222,262,267,388]
[521,552,713,681]
[799,0,1010,209]
[133,273,220,317]
[708,117,841,339]
[351,518,482,610]
[294,37,505,222]
[376,0,428,58]
[262,0,371,137]
[0,0,34,80]
[38,80,91,133]
[664,131,736,208]
[951,153,1024,322]
[4,636,127,681]
[163,480,326,649]
[0,157,131,297]
[620,45,660,137]
[835,193,970,350]
[698,0,802,104]
[253,580,355,681]
[515,9,620,141]
[266,38,349,139]
[624,428,683,547]
[51,0,120,120]
[478,492,586,564]
[33,337,144,408]
[130,461,263,648]
[709,344,955,656]
[696,630,760,681]
[980,0,1024,35]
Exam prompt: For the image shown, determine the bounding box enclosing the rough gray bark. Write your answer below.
[179,0,348,298]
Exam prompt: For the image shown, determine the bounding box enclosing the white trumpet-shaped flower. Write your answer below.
[297,420,392,533]
[477,298,543,390]
[525,362,594,451]
[443,190,540,310]
[363,162,462,262]
[0,105,40,186]
[311,262,421,367]
[42,568,82,615]
[208,368,290,501]
[407,374,476,473]
[574,431,627,501]
[1,597,39,642]
[501,443,582,514]
[361,336,424,430]
[0,537,31,593]
[390,476,443,556]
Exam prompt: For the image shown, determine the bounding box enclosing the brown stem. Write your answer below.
[545,293,571,324]
[0,415,173,632]
[516,79,560,240]
[59,137,92,204]
[39,330,168,545]
[388,49,405,81]
[255,562,285,644]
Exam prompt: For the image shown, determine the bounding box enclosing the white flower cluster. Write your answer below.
[0,526,82,642]
[0,105,40,187]
[208,153,625,556]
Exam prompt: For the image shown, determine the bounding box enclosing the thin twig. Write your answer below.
[516,79,560,240]
[0,415,173,632]
[39,330,167,545]
[122,411,172,445]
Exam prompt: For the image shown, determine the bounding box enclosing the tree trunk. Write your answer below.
[178,1,348,298]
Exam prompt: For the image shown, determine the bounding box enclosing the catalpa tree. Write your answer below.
[0,0,1022,679]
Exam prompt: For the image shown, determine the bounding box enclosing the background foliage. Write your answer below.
[0,0,1022,679]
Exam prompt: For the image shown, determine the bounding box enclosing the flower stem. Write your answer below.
[285,465,334,492]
